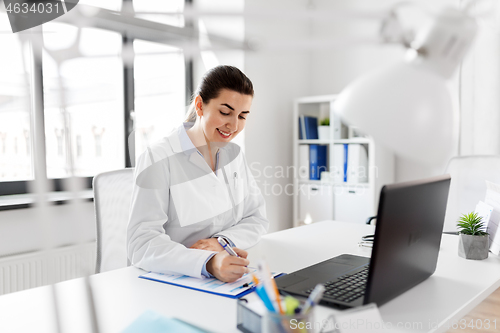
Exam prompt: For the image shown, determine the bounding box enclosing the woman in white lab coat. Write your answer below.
[127,65,269,282]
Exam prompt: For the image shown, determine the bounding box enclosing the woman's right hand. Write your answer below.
[206,248,250,282]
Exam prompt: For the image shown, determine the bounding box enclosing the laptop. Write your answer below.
[276,175,451,308]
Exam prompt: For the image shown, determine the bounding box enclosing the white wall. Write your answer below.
[243,0,490,232]
[308,0,462,183]
[460,1,500,155]
[309,0,406,95]
[244,0,312,232]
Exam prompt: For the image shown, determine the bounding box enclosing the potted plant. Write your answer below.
[318,118,330,140]
[457,212,489,260]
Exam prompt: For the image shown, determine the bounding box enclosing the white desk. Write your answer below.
[1,221,500,333]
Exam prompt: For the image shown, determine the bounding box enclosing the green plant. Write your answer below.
[320,118,330,126]
[457,212,489,236]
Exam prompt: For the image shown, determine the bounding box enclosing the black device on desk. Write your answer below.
[276,175,451,309]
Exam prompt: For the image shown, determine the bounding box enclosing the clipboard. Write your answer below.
[140,268,284,299]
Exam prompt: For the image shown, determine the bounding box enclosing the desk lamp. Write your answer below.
[334,7,477,167]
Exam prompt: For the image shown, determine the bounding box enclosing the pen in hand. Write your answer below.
[217,237,240,257]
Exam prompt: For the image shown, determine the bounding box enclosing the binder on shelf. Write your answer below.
[299,115,304,139]
[332,144,345,183]
[343,144,348,182]
[298,115,319,139]
[299,145,309,180]
[309,144,327,180]
[305,116,319,139]
[347,144,368,183]
[333,113,341,140]
[332,144,368,184]
[319,145,328,180]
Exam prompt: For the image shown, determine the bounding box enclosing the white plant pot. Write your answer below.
[318,126,330,141]
[458,234,489,260]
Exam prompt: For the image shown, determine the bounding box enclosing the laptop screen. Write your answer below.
[364,175,451,306]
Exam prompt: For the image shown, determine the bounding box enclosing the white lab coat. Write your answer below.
[127,122,269,278]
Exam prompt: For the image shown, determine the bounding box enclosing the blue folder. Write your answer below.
[310,145,327,180]
[343,144,348,182]
[304,116,319,139]
[139,271,285,299]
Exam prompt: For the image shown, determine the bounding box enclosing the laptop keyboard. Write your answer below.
[304,266,369,303]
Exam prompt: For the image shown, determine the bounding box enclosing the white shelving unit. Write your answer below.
[293,94,394,227]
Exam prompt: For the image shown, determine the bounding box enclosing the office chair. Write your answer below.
[93,168,134,273]
[442,155,500,232]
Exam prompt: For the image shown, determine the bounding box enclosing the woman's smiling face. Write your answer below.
[196,89,253,142]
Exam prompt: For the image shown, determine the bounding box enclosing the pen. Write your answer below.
[217,237,239,257]
[257,261,284,314]
[255,284,276,312]
[251,274,260,289]
[300,284,325,314]
[253,270,278,313]
[270,274,285,314]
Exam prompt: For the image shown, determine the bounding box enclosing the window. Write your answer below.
[78,0,122,11]
[0,0,192,200]
[133,40,185,161]
[0,18,33,182]
[133,0,185,27]
[42,22,125,178]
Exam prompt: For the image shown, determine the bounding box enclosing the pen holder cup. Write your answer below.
[237,299,316,333]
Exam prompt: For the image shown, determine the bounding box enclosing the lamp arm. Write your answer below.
[379,1,435,48]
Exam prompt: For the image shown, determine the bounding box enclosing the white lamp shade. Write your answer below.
[334,62,457,167]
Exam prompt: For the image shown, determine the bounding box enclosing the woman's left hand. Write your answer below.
[190,238,224,252]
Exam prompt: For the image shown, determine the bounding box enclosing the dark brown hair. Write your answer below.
[184,65,254,122]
